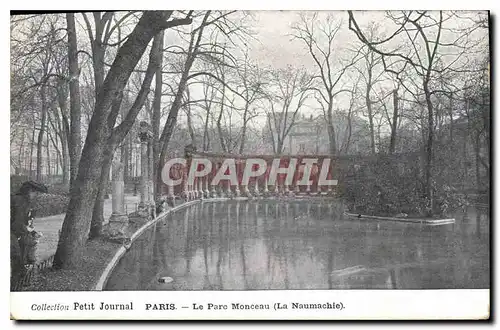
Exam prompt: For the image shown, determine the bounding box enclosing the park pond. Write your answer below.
[105,199,489,290]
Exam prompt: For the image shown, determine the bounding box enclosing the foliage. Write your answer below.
[10,175,29,193]
[337,154,418,216]
[339,152,475,217]
[19,238,121,291]
[32,193,69,217]
[45,183,70,196]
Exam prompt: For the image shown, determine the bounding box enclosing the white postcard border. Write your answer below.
[10,289,489,320]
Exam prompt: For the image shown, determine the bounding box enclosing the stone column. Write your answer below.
[106,160,129,241]
[254,178,260,196]
[210,163,217,198]
[110,161,127,220]
[204,177,210,198]
[138,121,153,217]
[263,177,269,196]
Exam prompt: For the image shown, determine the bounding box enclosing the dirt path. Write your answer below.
[33,194,141,261]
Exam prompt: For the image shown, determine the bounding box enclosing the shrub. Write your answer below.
[32,193,69,218]
[10,175,29,193]
[45,183,70,196]
[338,154,426,217]
[338,153,468,217]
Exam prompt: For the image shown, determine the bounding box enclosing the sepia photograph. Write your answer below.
[9,9,490,320]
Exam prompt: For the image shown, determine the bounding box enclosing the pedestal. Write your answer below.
[104,214,130,243]
[105,161,130,243]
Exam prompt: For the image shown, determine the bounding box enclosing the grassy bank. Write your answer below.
[21,238,121,291]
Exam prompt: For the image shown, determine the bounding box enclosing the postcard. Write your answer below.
[9,9,490,320]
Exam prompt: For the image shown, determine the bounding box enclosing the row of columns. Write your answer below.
[174,178,335,201]
[111,135,340,226]
[165,156,337,202]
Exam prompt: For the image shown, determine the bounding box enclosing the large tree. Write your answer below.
[264,65,312,154]
[54,11,193,268]
[292,13,361,155]
[348,10,486,214]
[154,10,249,196]
[66,13,82,187]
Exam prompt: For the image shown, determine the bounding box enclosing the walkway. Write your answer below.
[33,194,141,261]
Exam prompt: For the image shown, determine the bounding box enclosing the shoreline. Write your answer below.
[343,212,455,225]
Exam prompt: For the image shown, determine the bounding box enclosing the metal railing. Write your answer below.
[12,254,56,291]
[11,230,60,291]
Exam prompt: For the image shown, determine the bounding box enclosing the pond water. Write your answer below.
[105,200,489,290]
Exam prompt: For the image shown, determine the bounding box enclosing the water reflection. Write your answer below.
[105,201,489,290]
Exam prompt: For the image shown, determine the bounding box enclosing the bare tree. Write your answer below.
[292,13,361,155]
[236,51,265,154]
[155,10,250,195]
[54,11,193,268]
[264,65,311,154]
[353,25,387,154]
[66,13,82,186]
[81,12,137,96]
[337,78,360,155]
[348,10,485,214]
[151,30,164,199]
[88,31,165,239]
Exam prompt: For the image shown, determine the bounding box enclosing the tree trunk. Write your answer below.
[121,135,129,181]
[474,133,481,193]
[81,14,162,240]
[90,12,106,95]
[29,117,36,178]
[239,104,249,154]
[119,94,129,183]
[423,80,435,216]
[156,11,209,183]
[155,16,208,194]
[202,109,210,151]
[47,113,64,176]
[327,125,337,156]
[46,134,51,177]
[156,73,189,195]
[36,85,48,182]
[61,130,70,184]
[345,110,353,155]
[366,88,376,155]
[327,102,336,156]
[482,87,489,170]
[88,143,113,240]
[217,73,227,153]
[389,89,399,154]
[90,44,156,238]
[277,138,284,155]
[152,31,164,199]
[56,88,71,185]
[55,146,60,176]
[66,13,82,188]
[448,93,454,142]
[18,128,26,173]
[185,88,197,147]
[54,11,182,269]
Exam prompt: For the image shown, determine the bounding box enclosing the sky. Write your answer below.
[177,11,368,128]
[247,11,396,70]
[249,11,315,70]
[233,10,489,127]
[10,10,490,131]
